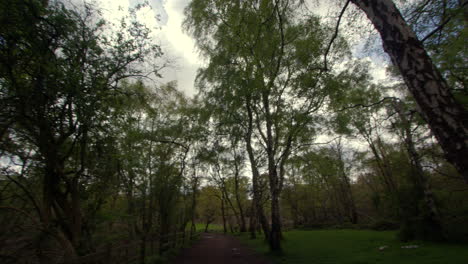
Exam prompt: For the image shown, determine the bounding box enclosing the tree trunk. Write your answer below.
[233,162,247,232]
[269,185,282,252]
[245,97,271,240]
[262,87,284,253]
[336,140,358,224]
[159,212,170,254]
[393,101,445,240]
[139,237,146,264]
[221,194,227,234]
[249,204,257,239]
[350,0,468,182]
[220,181,242,231]
[190,175,198,239]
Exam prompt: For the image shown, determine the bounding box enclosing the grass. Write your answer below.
[237,229,468,264]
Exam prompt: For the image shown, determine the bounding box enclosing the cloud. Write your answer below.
[157,0,202,96]
[92,0,201,97]
[94,0,130,22]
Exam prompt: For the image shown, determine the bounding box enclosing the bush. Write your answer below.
[370,219,399,231]
[444,216,468,243]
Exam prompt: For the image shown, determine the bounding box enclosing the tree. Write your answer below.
[0,0,162,259]
[347,0,468,181]
[197,185,221,232]
[389,98,444,241]
[403,0,467,95]
[185,0,350,252]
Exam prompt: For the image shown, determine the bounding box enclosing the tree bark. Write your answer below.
[233,156,247,232]
[350,0,468,182]
[190,173,198,239]
[248,204,257,239]
[269,182,282,252]
[220,193,227,234]
[245,96,271,240]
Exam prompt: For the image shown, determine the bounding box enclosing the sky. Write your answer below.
[93,0,389,97]
[94,0,201,96]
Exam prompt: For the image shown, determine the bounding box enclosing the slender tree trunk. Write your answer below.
[139,237,146,264]
[159,212,170,254]
[269,184,282,252]
[263,88,284,252]
[393,101,445,240]
[190,174,198,239]
[139,188,148,264]
[235,193,247,232]
[229,218,235,233]
[245,96,271,240]
[350,0,468,182]
[249,204,257,239]
[220,194,227,234]
[219,181,242,230]
[69,177,83,249]
[233,160,247,232]
[267,159,283,252]
[336,140,358,224]
[43,150,81,260]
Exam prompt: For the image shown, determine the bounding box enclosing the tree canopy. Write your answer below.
[0,0,467,262]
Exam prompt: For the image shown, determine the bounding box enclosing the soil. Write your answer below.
[172,233,272,264]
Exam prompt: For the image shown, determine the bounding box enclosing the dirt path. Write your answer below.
[172,233,271,264]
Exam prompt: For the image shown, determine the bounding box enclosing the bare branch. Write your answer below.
[324,0,351,71]
[338,96,398,112]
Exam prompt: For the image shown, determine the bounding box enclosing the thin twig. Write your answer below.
[324,0,350,71]
[421,1,468,42]
[338,96,398,112]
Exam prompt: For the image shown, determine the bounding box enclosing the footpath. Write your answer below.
[172,233,271,264]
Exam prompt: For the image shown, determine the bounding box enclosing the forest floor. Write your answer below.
[171,232,271,264]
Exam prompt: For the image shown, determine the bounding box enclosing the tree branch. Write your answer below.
[324,0,350,71]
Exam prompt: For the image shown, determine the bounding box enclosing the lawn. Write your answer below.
[238,229,468,264]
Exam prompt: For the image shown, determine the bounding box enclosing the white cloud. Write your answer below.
[95,0,130,22]
[161,0,199,65]
[91,0,201,97]
[157,0,201,96]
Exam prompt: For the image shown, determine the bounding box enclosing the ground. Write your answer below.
[172,233,271,264]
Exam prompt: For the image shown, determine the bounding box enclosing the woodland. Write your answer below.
[0,0,467,263]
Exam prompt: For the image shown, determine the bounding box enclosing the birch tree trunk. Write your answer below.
[245,96,271,240]
[350,0,468,181]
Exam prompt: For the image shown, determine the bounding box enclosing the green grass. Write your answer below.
[238,229,468,264]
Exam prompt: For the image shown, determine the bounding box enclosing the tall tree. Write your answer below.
[0,0,161,258]
[185,0,348,251]
[346,0,468,181]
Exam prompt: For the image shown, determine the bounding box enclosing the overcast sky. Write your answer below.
[95,0,200,96]
[94,0,388,97]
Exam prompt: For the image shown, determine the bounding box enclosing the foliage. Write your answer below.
[1,0,467,262]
